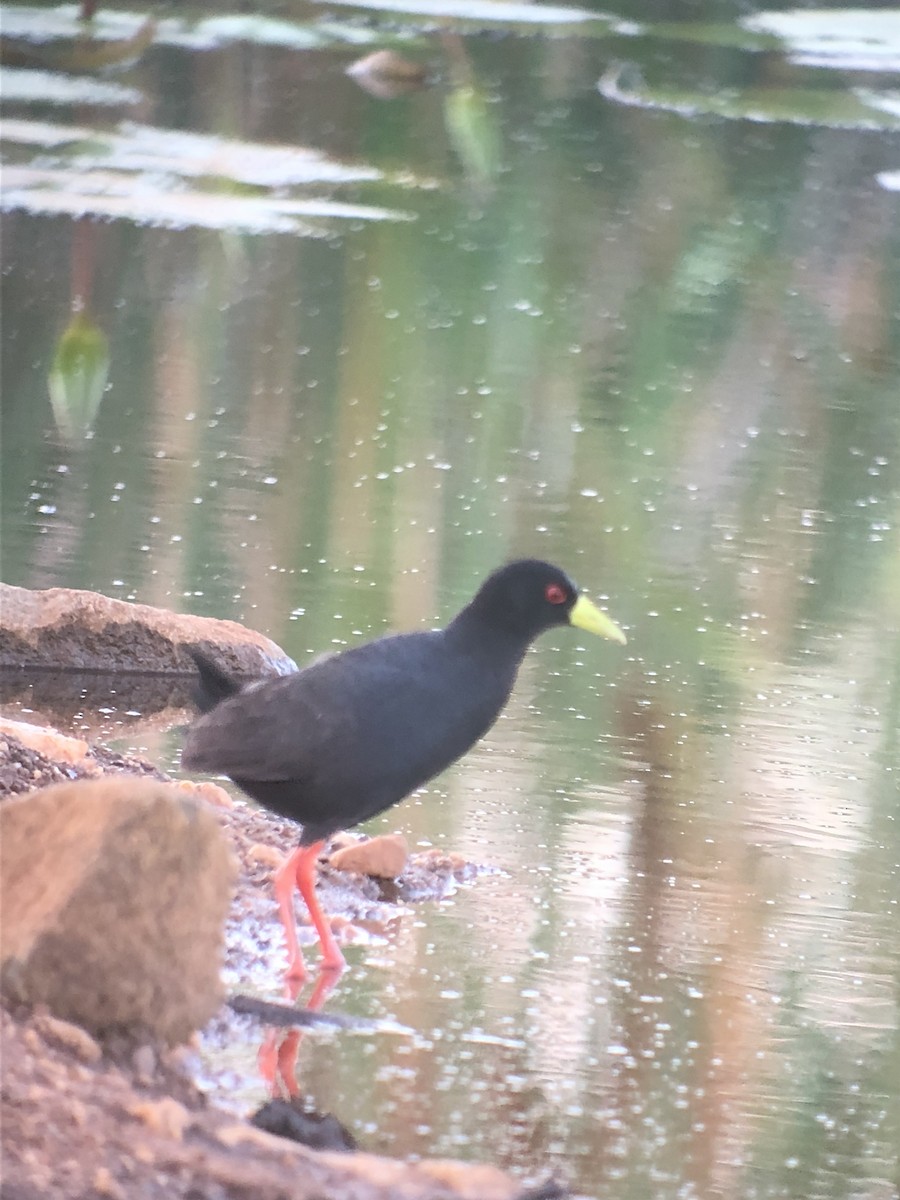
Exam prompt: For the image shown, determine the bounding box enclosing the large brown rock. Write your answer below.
[0,777,236,1044]
[0,582,295,675]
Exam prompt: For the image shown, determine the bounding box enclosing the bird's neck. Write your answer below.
[444,606,534,668]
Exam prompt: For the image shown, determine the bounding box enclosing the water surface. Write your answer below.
[1,2,898,1196]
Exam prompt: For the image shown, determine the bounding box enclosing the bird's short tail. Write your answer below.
[188,647,241,713]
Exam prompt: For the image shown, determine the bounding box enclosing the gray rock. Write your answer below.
[0,777,236,1045]
[0,583,295,675]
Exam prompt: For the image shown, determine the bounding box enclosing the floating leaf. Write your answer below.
[311,0,603,26]
[2,166,415,233]
[1,117,387,187]
[0,65,141,106]
[48,310,110,440]
[0,5,381,51]
[0,118,423,234]
[598,63,900,130]
[742,10,900,72]
[630,20,777,53]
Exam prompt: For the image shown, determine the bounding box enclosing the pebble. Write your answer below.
[131,1044,157,1082]
[129,1097,191,1141]
[33,1012,102,1065]
[93,1166,126,1199]
[329,833,410,879]
[247,842,284,870]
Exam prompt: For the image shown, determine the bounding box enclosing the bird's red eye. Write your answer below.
[545,583,567,605]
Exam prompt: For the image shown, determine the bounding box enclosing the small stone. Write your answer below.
[22,1028,42,1054]
[177,779,234,809]
[329,834,409,879]
[131,1044,157,1082]
[328,832,360,853]
[32,1011,102,1065]
[247,842,285,870]
[92,1166,126,1199]
[0,718,89,767]
[346,50,428,98]
[129,1097,191,1141]
[328,915,365,944]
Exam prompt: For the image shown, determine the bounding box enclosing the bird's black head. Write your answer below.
[461,559,626,645]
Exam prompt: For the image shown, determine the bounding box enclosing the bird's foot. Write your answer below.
[284,955,308,984]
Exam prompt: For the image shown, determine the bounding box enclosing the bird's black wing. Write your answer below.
[181,633,448,785]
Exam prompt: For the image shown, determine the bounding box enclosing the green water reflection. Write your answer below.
[2,5,899,1197]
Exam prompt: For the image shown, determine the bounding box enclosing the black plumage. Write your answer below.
[183,559,625,977]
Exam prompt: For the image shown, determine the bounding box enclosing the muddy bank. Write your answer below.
[2,1007,562,1200]
[0,722,551,1200]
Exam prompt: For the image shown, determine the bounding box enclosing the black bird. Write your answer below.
[182,559,626,978]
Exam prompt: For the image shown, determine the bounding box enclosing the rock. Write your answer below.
[328,831,360,852]
[0,724,83,796]
[3,1005,562,1200]
[247,841,286,870]
[177,779,235,809]
[129,1096,192,1140]
[0,721,169,799]
[92,1166,127,1200]
[251,1098,359,1151]
[0,582,296,675]
[329,833,410,879]
[131,1044,158,1082]
[0,777,236,1045]
[346,49,428,98]
[0,717,89,765]
[32,1010,102,1064]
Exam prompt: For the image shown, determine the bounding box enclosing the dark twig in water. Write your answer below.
[228,993,361,1030]
[228,993,408,1035]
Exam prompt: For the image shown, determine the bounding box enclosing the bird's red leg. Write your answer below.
[273,847,309,981]
[294,841,346,974]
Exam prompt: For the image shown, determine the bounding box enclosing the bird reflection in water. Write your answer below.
[256,970,339,1100]
[244,971,359,1152]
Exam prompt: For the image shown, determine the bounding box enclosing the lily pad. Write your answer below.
[0,4,381,52]
[0,119,419,234]
[310,0,606,27]
[0,66,141,107]
[1,166,414,233]
[596,8,900,67]
[0,117,405,187]
[598,63,900,131]
[742,10,900,72]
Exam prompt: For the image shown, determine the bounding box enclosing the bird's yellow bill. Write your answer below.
[569,595,627,644]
